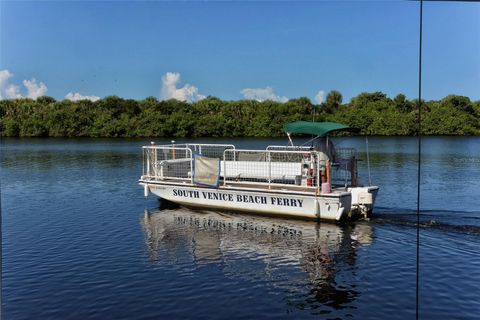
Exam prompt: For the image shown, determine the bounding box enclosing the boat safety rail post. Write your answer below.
[190,147,194,184]
[154,143,158,178]
[142,144,156,178]
[143,144,147,177]
[351,155,356,187]
[223,149,228,186]
[268,151,272,189]
[326,160,331,187]
[150,142,157,178]
[316,152,321,193]
[144,146,149,177]
[142,145,145,177]
[144,144,148,177]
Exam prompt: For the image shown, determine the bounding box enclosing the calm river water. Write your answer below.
[2,137,480,319]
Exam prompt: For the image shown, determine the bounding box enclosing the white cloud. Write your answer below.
[5,84,22,99]
[23,78,48,99]
[2,69,101,102]
[240,86,288,102]
[0,70,13,86]
[65,92,100,102]
[160,72,206,102]
[0,70,14,99]
[315,90,325,104]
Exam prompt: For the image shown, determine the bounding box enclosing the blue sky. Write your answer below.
[0,0,479,103]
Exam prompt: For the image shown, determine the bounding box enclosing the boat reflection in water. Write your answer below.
[141,207,373,314]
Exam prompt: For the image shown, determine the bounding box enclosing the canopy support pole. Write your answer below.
[287,132,294,146]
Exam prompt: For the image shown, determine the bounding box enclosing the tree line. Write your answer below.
[1,91,479,138]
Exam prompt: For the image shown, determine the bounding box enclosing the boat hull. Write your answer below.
[141,182,352,221]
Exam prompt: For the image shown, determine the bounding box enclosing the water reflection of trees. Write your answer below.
[141,208,373,315]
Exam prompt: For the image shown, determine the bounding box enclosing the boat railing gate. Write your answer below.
[222,149,326,190]
[142,146,193,181]
[331,147,359,187]
[142,144,235,182]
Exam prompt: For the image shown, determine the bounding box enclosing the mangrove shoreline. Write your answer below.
[1,91,479,138]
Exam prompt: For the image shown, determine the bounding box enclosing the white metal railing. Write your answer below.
[161,143,234,159]
[141,143,352,189]
[142,146,193,182]
[183,143,234,158]
[266,145,313,151]
[331,147,358,187]
[222,149,325,188]
[142,144,234,182]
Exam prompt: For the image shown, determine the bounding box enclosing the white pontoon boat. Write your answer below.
[139,121,379,222]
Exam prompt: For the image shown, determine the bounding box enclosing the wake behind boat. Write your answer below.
[139,121,379,222]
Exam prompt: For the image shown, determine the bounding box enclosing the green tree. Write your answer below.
[441,95,474,114]
[326,90,343,111]
[394,94,413,113]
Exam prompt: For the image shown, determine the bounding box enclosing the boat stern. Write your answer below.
[348,186,379,219]
[317,191,352,221]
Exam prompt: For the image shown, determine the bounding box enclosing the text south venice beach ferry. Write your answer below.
[173,188,305,208]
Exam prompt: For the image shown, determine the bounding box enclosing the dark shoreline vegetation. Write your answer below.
[1,91,479,138]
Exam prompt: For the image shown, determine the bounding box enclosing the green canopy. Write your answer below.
[284,121,358,137]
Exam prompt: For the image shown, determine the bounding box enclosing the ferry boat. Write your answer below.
[139,121,379,222]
